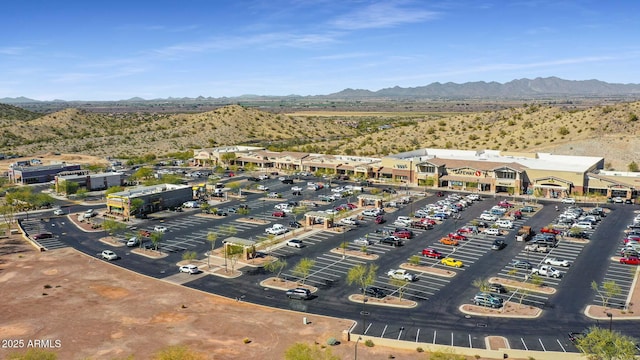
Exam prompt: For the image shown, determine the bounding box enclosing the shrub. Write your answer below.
[243,338,251,344]
[416,347,424,352]
[326,337,338,346]
[364,339,374,347]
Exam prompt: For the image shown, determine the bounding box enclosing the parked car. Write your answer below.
[544,257,571,267]
[257,185,269,191]
[153,225,167,233]
[32,232,54,240]
[374,215,386,224]
[520,206,536,213]
[441,257,463,268]
[289,221,302,229]
[393,230,413,239]
[361,286,387,298]
[480,213,499,221]
[387,269,416,281]
[620,257,640,265]
[380,236,403,246]
[510,259,533,269]
[272,210,287,217]
[126,237,140,247]
[101,250,118,261]
[286,287,311,300]
[179,264,200,274]
[421,248,443,259]
[439,237,459,246]
[484,228,501,236]
[448,232,467,241]
[286,239,304,248]
[489,283,507,294]
[354,237,373,246]
[473,292,503,308]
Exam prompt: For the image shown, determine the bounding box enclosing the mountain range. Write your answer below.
[2,77,640,103]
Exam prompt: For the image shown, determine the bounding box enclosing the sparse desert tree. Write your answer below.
[592,280,621,310]
[150,231,163,252]
[472,278,490,292]
[292,258,315,285]
[389,278,408,300]
[206,231,217,268]
[182,251,197,263]
[265,258,287,280]
[575,326,637,360]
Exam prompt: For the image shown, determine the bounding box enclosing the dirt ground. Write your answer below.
[0,239,439,360]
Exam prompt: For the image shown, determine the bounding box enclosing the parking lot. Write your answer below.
[44,176,640,353]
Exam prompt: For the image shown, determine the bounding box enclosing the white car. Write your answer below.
[257,185,269,191]
[179,264,200,274]
[101,250,118,261]
[154,225,168,233]
[291,186,303,192]
[572,221,592,230]
[286,239,304,248]
[613,197,624,203]
[339,217,358,226]
[53,208,65,216]
[543,257,571,267]
[126,237,139,247]
[362,209,382,217]
[354,237,373,246]
[387,269,417,282]
[480,213,498,221]
[561,198,576,204]
[484,228,501,236]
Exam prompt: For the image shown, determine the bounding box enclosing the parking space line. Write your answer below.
[380,325,388,338]
[415,329,420,342]
[433,330,437,344]
[538,338,546,351]
[557,338,567,352]
[521,338,528,351]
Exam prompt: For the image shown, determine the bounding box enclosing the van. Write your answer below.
[285,287,311,300]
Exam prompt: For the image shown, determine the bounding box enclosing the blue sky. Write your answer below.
[1,0,639,101]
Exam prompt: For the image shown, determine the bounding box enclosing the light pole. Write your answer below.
[607,312,613,331]
[354,336,362,360]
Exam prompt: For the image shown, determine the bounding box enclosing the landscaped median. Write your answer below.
[347,294,418,309]
[399,263,457,278]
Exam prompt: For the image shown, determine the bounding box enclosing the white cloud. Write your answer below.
[330,2,439,30]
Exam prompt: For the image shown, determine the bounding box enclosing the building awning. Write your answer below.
[533,184,568,190]
[440,175,492,184]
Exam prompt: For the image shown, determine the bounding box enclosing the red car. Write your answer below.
[448,232,467,241]
[374,216,385,224]
[513,210,523,219]
[498,200,514,208]
[272,211,286,217]
[346,203,358,209]
[422,248,443,259]
[393,230,412,239]
[421,219,437,226]
[457,226,476,234]
[540,227,561,235]
[139,230,151,237]
[620,257,640,265]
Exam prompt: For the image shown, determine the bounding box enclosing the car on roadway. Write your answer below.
[339,217,359,226]
[101,250,118,261]
[286,287,312,300]
[33,232,54,240]
[179,264,200,274]
[153,225,167,233]
[362,209,383,217]
[620,257,640,265]
[441,257,463,268]
[387,269,417,281]
[439,237,459,246]
[491,239,506,250]
[53,208,65,216]
[510,259,533,269]
[286,239,304,248]
[288,221,302,229]
[561,197,576,204]
[544,257,571,267]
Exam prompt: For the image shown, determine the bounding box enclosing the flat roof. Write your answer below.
[393,148,603,173]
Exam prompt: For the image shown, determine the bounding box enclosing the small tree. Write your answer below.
[292,258,315,285]
[227,244,244,272]
[592,280,621,310]
[517,288,530,307]
[265,258,287,280]
[576,326,637,360]
[628,161,639,172]
[346,264,378,297]
[339,241,349,258]
[150,231,163,252]
[129,198,144,218]
[206,232,218,268]
[182,251,197,263]
[409,255,421,266]
[530,274,544,287]
[389,278,408,300]
[472,278,490,292]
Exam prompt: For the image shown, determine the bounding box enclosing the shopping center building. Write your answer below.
[193,146,637,200]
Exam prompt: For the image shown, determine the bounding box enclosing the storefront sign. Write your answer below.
[449,168,484,177]
[496,181,514,186]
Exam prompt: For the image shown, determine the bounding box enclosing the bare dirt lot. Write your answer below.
[0,239,434,360]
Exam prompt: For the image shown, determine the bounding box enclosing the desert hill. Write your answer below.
[0,101,638,171]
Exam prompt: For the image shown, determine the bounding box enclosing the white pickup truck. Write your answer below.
[387,269,417,282]
[265,224,288,235]
[531,264,562,278]
[524,243,550,253]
